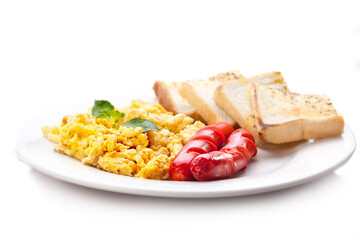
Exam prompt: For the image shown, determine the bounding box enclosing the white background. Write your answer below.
[1,1,359,239]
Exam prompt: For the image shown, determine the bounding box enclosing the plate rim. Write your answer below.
[15,101,357,198]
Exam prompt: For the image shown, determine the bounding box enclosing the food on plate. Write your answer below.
[152,81,204,121]
[42,100,205,180]
[170,122,257,181]
[42,69,344,182]
[169,122,233,181]
[158,69,342,145]
[191,129,257,181]
[250,83,344,143]
[213,71,286,144]
[177,70,245,127]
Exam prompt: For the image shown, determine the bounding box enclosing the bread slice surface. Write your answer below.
[178,70,245,126]
[251,83,344,143]
[153,81,203,121]
[213,71,285,143]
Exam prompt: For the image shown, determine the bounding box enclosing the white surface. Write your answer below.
[1,0,360,239]
[15,96,356,198]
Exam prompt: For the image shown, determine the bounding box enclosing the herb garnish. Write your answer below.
[122,118,160,132]
[92,100,125,128]
[91,100,160,132]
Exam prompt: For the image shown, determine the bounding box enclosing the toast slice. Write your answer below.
[178,70,245,127]
[153,81,204,121]
[251,83,344,143]
[213,71,286,143]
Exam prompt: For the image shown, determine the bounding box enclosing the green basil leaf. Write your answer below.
[91,100,128,128]
[92,100,114,121]
[112,110,125,122]
[111,110,125,127]
[122,118,160,132]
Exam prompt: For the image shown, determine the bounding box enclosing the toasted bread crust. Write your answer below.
[177,71,245,127]
[256,115,344,143]
[213,72,286,144]
[214,83,262,144]
[251,83,344,143]
[153,81,205,121]
[153,81,177,113]
[179,82,235,126]
[247,71,284,84]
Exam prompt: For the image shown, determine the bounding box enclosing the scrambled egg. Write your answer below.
[42,100,205,180]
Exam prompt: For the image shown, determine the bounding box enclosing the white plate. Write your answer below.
[15,93,356,198]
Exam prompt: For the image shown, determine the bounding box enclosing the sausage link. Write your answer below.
[169,152,200,181]
[224,129,257,157]
[191,128,225,149]
[220,148,247,172]
[227,128,255,143]
[206,122,234,139]
[190,150,246,181]
[189,128,257,181]
[179,139,217,155]
[169,123,230,181]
